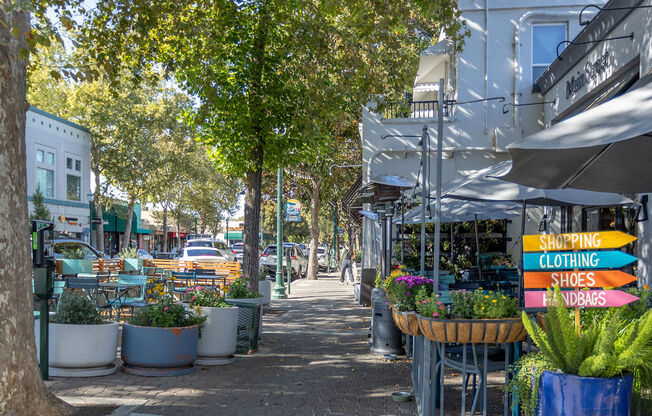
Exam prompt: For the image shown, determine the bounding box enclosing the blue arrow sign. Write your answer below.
[524,250,637,271]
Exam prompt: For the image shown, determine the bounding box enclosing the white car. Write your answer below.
[184,239,236,261]
[179,247,236,262]
[259,243,307,279]
[137,249,153,259]
[316,247,328,270]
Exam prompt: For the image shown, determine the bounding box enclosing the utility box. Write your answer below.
[370,287,403,355]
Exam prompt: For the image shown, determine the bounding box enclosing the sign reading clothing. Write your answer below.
[285,199,301,222]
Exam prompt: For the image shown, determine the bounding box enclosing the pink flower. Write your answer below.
[191,296,196,302]
[196,286,202,290]
[433,312,439,317]
[163,306,169,311]
[421,300,428,304]
[436,300,442,305]
[439,304,445,310]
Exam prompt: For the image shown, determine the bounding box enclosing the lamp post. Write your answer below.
[273,166,287,299]
[87,193,94,247]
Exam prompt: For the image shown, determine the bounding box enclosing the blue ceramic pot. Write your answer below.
[121,323,198,375]
[539,371,633,416]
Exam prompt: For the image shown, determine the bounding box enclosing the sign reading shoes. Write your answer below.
[523,231,639,309]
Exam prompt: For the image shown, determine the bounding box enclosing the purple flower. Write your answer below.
[163,306,169,311]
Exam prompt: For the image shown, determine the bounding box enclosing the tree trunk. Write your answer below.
[307,178,321,280]
[0,7,72,415]
[122,200,135,251]
[243,161,262,292]
[175,212,181,249]
[91,144,104,252]
[162,205,168,252]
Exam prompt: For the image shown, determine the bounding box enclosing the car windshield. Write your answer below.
[186,248,219,257]
[263,246,277,255]
[186,240,212,248]
[213,241,229,250]
[54,242,98,258]
[317,248,326,254]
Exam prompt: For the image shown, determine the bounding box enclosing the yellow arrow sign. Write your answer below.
[524,231,636,252]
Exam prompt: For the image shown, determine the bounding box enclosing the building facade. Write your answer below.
[25,107,92,242]
[360,1,603,269]
[535,0,651,285]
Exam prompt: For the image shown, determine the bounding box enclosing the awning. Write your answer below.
[414,39,452,91]
[503,80,652,193]
[365,175,416,189]
[136,228,152,235]
[398,199,520,224]
[225,231,243,240]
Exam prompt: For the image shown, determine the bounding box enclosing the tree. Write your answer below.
[80,0,468,290]
[30,186,53,223]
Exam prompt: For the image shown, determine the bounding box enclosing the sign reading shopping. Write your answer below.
[523,231,638,308]
[285,199,301,222]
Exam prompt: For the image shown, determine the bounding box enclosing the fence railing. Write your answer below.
[381,100,450,120]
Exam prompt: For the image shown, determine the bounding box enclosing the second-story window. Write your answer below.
[65,154,82,201]
[532,24,567,82]
[35,147,55,197]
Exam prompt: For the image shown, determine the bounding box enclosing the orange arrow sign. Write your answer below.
[524,231,636,252]
[524,270,637,289]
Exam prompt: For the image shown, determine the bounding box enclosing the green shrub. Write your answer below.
[62,247,85,259]
[51,290,103,325]
[118,246,139,259]
[185,286,230,308]
[225,276,261,299]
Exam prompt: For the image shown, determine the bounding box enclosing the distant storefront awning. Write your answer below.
[168,231,187,238]
[225,231,243,240]
[136,228,152,234]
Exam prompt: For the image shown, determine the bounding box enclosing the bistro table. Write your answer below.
[98,281,146,318]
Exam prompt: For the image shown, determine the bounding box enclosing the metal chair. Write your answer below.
[114,274,148,316]
[171,271,196,295]
[64,277,113,315]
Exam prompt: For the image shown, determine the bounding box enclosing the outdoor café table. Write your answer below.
[98,281,145,317]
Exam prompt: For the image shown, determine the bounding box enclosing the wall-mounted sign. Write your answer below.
[286,199,301,222]
[525,289,639,308]
[523,250,637,271]
[565,51,611,99]
[524,270,637,289]
[523,231,636,252]
[58,215,66,223]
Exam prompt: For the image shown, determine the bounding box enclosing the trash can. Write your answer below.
[225,299,261,354]
[370,287,403,355]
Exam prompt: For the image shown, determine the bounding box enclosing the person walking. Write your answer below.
[339,246,353,285]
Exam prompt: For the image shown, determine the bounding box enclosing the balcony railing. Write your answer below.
[381,100,450,120]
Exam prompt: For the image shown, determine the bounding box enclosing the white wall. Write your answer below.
[25,108,91,239]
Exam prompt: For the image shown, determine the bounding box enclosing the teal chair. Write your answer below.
[171,271,196,295]
[33,280,66,319]
[115,274,148,317]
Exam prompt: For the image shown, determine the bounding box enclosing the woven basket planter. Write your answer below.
[391,307,421,336]
[417,315,527,344]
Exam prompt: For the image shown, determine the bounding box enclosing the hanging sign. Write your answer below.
[285,199,301,222]
[524,270,637,289]
[523,250,637,271]
[523,231,636,252]
[525,290,639,308]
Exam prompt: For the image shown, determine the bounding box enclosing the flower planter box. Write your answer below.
[121,323,198,376]
[417,315,526,344]
[259,279,272,305]
[35,320,119,377]
[391,307,421,336]
[538,371,633,416]
[59,259,95,275]
[194,306,239,365]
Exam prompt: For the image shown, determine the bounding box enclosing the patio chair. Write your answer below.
[64,277,113,316]
[114,274,148,316]
[95,271,111,281]
[171,271,196,295]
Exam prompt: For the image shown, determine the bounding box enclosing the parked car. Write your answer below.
[259,243,307,279]
[178,247,236,262]
[185,238,236,261]
[137,249,153,259]
[231,242,244,263]
[315,246,328,271]
[53,239,103,259]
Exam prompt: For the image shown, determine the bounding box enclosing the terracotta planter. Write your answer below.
[417,315,526,344]
[391,307,421,336]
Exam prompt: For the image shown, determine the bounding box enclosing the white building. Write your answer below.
[534,0,652,285]
[360,1,604,269]
[26,107,92,241]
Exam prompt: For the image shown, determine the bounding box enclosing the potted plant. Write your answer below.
[119,246,143,271]
[512,286,652,416]
[415,288,526,344]
[258,269,273,305]
[185,287,238,365]
[121,295,205,376]
[35,290,119,377]
[384,266,434,336]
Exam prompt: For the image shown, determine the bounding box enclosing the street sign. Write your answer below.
[286,199,301,222]
[523,250,638,271]
[523,231,637,252]
[524,270,637,289]
[525,290,639,308]
[91,219,103,225]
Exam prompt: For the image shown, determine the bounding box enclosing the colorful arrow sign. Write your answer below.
[523,250,637,271]
[523,231,636,252]
[524,270,637,289]
[525,290,639,308]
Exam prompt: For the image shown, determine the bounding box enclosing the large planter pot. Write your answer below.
[259,279,272,305]
[35,320,119,377]
[60,259,95,274]
[194,306,238,365]
[391,308,421,336]
[121,323,198,376]
[417,316,526,344]
[539,371,633,416]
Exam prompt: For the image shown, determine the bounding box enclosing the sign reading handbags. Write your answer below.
[565,51,611,99]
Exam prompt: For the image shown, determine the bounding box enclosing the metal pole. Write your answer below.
[386,203,393,274]
[419,124,428,276]
[226,218,229,244]
[432,78,444,290]
[332,199,338,271]
[474,214,483,280]
[379,210,387,278]
[401,199,405,265]
[518,201,527,307]
[273,166,287,299]
[39,293,49,380]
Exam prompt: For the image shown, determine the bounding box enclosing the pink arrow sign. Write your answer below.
[525,290,639,308]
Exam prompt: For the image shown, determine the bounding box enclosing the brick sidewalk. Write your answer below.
[47,273,416,416]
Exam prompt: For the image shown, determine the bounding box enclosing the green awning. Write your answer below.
[137,228,152,234]
[225,231,243,240]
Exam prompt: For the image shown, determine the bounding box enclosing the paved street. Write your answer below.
[48,273,416,416]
